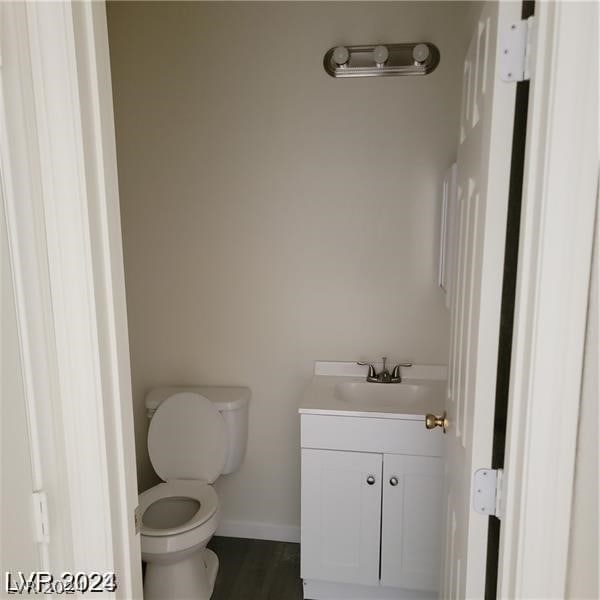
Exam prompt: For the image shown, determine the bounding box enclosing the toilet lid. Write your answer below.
[148,392,227,483]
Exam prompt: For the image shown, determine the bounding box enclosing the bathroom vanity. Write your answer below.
[299,362,446,600]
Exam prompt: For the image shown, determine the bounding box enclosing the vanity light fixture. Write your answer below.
[323,42,440,78]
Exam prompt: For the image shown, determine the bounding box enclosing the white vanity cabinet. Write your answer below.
[301,449,383,586]
[380,453,443,591]
[300,413,444,600]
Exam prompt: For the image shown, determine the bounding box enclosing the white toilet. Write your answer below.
[139,386,250,600]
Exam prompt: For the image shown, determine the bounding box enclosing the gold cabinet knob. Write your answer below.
[425,411,448,434]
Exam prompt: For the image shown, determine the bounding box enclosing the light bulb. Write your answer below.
[412,43,430,64]
[332,46,350,66]
[373,45,389,67]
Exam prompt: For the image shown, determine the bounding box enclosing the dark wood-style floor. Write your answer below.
[207,537,302,600]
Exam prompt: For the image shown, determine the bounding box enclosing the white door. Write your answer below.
[300,449,382,585]
[0,178,42,578]
[380,454,443,592]
[439,3,520,598]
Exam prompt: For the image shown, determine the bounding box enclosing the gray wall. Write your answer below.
[107,1,472,534]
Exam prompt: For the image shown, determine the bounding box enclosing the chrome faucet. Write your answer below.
[357,357,413,384]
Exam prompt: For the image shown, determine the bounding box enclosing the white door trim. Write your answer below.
[0,1,142,596]
[70,2,143,595]
[498,2,598,598]
[25,0,115,577]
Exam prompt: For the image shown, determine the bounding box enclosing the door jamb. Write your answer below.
[498,2,598,597]
[484,1,535,597]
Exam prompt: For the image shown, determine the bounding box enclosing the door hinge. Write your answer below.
[473,468,504,519]
[134,505,141,534]
[499,16,536,82]
[32,491,50,543]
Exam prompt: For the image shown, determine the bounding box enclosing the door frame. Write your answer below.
[498,2,598,598]
[0,1,142,597]
[1,1,596,598]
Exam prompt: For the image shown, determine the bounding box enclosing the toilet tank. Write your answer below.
[145,386,250,475]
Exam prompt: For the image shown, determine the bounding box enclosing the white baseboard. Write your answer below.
[215,519,301,543]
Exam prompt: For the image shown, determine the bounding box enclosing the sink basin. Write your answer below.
[334,380,444,414]
[299,368,447,419]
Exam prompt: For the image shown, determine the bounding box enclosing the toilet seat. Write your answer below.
[139,480,218,537]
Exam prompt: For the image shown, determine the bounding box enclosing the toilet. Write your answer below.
[139,386,250,600]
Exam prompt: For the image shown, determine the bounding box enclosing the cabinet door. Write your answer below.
[380,454,443,591]
[301,449,382,585]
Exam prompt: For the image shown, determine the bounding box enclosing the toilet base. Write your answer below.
[144,547,219,600]
[204,548,219,591]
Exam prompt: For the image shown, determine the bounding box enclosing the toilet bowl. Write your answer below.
[139,387,250,600]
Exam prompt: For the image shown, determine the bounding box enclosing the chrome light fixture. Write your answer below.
[323,42,440,78]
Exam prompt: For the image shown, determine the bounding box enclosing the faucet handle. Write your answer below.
[357,361,377,378]
[391,362,413,380]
